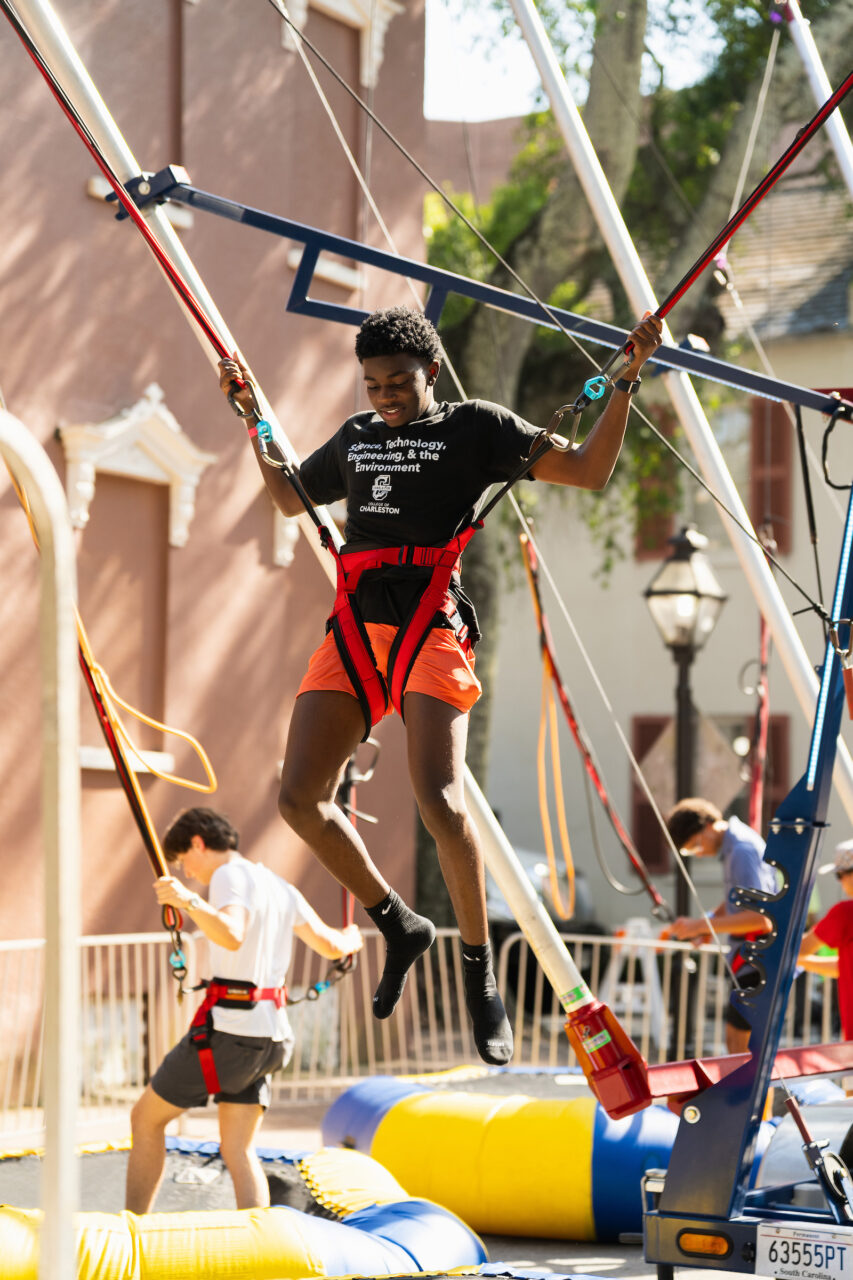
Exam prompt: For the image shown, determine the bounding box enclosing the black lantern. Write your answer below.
[644,526,728,654]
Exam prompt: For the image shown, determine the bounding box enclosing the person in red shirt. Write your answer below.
[799,839,853,1044]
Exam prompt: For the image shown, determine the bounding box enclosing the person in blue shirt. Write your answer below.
[667,797,775,1053]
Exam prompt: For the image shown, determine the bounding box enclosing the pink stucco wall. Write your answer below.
[0,0,439,940]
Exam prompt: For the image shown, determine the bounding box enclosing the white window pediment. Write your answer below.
[283,0,403,88]
[58,384,217,548]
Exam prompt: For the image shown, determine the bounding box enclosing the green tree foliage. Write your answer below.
[426,0,844,576]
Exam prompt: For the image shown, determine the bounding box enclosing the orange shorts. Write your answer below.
[298,623,482,716]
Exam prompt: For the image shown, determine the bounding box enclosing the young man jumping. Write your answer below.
[220,306,662,1066]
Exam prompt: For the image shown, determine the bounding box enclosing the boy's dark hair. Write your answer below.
[162,807,239,861]
[355,307,442,365]
[666,797,723,851]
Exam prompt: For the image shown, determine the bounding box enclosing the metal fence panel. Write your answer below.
[0,927,841,1143]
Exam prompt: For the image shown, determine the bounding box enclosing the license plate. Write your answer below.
[755,1222,853,1280]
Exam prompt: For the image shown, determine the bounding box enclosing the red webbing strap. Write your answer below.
[327,542,392,739]
[325,535,479,737]
[189,981,285,1096]
[189,985,224,1094]
[386,527,478,717]
[328,605,389,740]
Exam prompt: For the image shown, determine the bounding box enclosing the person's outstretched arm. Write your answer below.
[154,875,248,951]
[798,924,839,977]
[295,910,364,961]
[530,313,663,491]
[218,355,307,517]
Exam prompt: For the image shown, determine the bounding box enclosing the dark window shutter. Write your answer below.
[634,408,676,562]
[631,715,670,872]
[750,399,792,555]
[630,713,790,873]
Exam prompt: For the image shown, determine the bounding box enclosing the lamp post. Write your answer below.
[644,526,728,917]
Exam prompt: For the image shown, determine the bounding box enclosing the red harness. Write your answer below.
[324,525,478,739]
[189,978,285,1095]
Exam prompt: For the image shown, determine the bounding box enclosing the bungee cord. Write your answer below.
[4,461,220,998]
[0,1,235,365]
[579,12,849,533]
[521,530,671,918]
[509,491,741,986]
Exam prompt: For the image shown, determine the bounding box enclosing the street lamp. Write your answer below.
[644,525,728,915]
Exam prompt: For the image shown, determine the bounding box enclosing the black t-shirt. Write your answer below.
[298,399,542,633]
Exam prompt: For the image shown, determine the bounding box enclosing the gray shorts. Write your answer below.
[151,1027,291,1109]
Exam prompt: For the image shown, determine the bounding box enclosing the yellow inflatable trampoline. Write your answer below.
[0,1138,486,1279]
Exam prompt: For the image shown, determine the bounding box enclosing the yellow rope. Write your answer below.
[8,463,218,798]
[536,660,576,921]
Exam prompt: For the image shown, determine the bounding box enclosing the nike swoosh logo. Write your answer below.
[381,904,392,915]
[463,953,478,962]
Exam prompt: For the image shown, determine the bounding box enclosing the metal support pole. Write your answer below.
[674,646,696,919]
[783,0,853,198]
[0,410,80,1280]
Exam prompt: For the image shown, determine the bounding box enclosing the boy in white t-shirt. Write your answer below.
[125,807,362,1214]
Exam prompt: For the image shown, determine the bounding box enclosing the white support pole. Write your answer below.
[508,0,853,822]
[0,411,80,1280]
[9,0,566,980]
[13,0,335,586]
[464,771,592,1004]
[782,0,853,199]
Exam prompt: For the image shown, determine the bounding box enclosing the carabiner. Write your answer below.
[543,404,575,452]
[582,375,608,401]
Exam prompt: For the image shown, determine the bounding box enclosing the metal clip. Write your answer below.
[544,405,577,452]
[582,375,609,401]
[227,386,259,420]
[830,623,853,670]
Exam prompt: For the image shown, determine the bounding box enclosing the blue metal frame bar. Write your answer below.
[129,167,853,420]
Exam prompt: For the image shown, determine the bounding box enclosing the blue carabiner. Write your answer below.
[256,417,274,443]
[582,375,608,401]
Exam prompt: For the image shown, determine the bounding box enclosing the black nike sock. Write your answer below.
[462,940,513,1066]
[366,890,436,1019]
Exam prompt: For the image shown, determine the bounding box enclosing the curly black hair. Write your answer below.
[162,806,239,860]
[354,307,442,365]
[665,797,723,851]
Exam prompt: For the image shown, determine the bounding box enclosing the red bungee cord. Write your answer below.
[0,0,234,365]
[521,534,672,919]
[578,63,853,399]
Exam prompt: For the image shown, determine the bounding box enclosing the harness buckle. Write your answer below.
[830,623,853,670]
[189,1017,211,1050]
[227,384,261,421]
